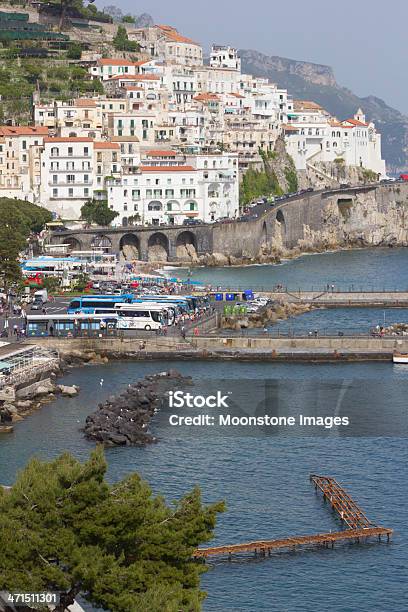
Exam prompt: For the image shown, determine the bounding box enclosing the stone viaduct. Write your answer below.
[47,183,408,261]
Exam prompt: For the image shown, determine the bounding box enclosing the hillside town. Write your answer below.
[0,13,386,224]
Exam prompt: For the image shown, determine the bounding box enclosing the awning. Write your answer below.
[0,361,13,371]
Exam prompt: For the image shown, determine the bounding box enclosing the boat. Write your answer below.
[392,352,408,364]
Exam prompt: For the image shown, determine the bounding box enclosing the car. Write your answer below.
[183,218,201,226]
[340,183,351,188]
[306,187,314,192]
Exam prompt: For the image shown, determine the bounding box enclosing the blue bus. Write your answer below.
[67,294,133,314]
[27,314,118,337]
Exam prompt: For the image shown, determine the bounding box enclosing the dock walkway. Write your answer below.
[194,475,392,560]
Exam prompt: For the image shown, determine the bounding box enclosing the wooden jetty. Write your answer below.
[194,475,393,560]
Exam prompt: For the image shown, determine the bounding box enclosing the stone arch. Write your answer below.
[175,230,198,262]
[91,234,112,251]
[119,233,140,261]
[176,231,197,249]
[147,232,169,262]
[63,236,82,251]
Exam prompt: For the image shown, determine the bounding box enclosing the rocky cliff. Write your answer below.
[239,49,408,174]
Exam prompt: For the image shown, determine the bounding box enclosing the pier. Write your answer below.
[260,290,408,308]
[194,475,392,560]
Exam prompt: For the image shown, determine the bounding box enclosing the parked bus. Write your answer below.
[114,304,165,331]
[67,294,133,314]
[27,314,118,338]
[116,302,175,326]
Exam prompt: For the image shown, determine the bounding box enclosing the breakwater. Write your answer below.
[84,370,192,446]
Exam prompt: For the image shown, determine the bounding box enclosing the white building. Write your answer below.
[210,45,241,71]
[285,105,386,177]
[107,150,238,226]
[40,137,94,219]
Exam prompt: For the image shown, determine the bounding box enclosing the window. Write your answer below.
[84,147,89,156]
[22,141,27,150]
[52,188,58,198]
[52,175,58,184]
[68,147,73,156]
[84,174,89,184]
[67,174,75,184]
[68,188,74,197]
[51,147,59,157]
[84,188,89,197]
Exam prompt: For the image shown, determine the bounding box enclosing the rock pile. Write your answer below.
[222,301,315,330]
[84,370,192,446]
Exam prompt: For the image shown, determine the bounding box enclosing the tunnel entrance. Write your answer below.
[175,230,197,261]
[147,232,169,262]
[119,233,140,261]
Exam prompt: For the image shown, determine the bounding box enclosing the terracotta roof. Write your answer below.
[140,165,195,172]
[193,93,220,102]
[145,150,178,157]
[228,93,244,99]
[43,137,92,143]
[329,121,354,129]
[343,118,369,127]
[94,141,120,150]
[156,24,199,45]
[0,126,48,137]
[74,99,97,107]
[125,86,144,91]
[293,100,323,111]
[282,124,299,132]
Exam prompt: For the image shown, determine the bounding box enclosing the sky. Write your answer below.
[100,0,408,114]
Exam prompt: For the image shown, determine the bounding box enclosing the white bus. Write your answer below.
[115,304,166,331]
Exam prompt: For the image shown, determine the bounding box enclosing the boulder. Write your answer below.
[58,385,79,397]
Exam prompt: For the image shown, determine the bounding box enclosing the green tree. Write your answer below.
[67,42,82,59]
[0,198,52,290]
[0,447,224,611]
[122,14,135,23]
[113,25,139,52]
[81,199,119,226]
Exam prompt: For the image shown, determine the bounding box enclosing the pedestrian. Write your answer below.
[49,324,54,337]
[314,329,318,338]
[181,325,186,339]
[13,324,18,336]
[42,306,47,315]
[193,326,199,337]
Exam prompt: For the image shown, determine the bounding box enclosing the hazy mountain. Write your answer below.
[239,49,408,173]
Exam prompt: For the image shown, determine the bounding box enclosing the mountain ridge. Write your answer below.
[239,49,408,173]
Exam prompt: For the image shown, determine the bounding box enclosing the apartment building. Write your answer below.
[40,137,94,219]
[0,126,48,201]
[107,150,238,226]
